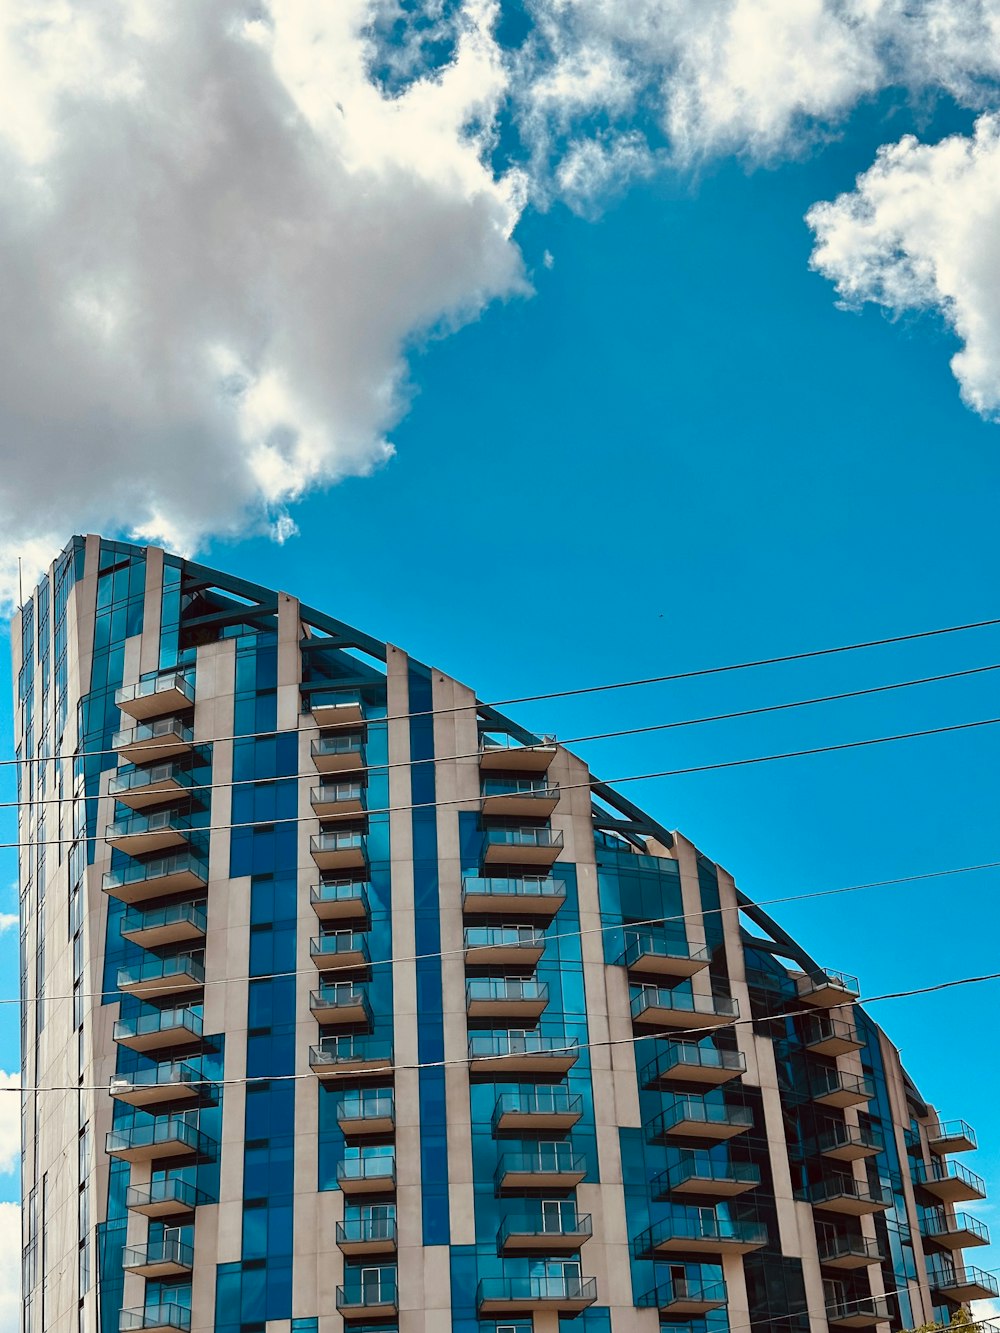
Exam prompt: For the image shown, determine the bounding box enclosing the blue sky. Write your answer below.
[1,3,1000,1313]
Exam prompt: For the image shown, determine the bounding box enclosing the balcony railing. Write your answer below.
[310,985,373,1025]
[641,1042,746,1087]
[476,1275,597,1312]
[336,1217,398,1249]
[620,932,711,979]
[811,1069,874,1107]
[802,1014,864,1055]
[491,1090,584,1134]
[116,673,194,718]
[818,1235,884,1267]
[337,1092,395,1135]
[630,988,739,1028]
[119,1306,192,1333]
[310,880,371,922]
[117,953,205,998]
[107,808,192,855]
[464,925,546,962]
[311,734,366,770]
[635,1214,767,1255]
[797,968,860,1006]
[810,1177,887,1211]
[646,1098,753,1141]
[497,1211,593,1252]
[113,1005,203,1049]
[311,930,369,964]
[466,978,549,1018]
[921,1211,990,1247]
[310,830,367,869]
[482,826,564,866]
[818,1123,884,1159]
[337,1155,396,1188]
[108,762,196,808]
[657,1156,761,1195]
[311,782,366,816]
[636,1278,728,1313]
[826,1296,892,1326]
[914,1159,987,1199]
[125,1177,210,1216]
[462,875,566,916]
[479,734,558,773]
[110,1061,204,1105]
[468,1032,580,1072]
[106,1116,213,1161]
[113,717,194,763]
[927,1264,1000,1300]
[310,1037,393,1077]
[481,778,561,817]
[121,901,207,946]
[103,851,208,903]
[336,1275,398,1315]
[927,1119,978,1154]
[122,1238,194,1275]
[494,1147,587,1191]
[308,689,364,729]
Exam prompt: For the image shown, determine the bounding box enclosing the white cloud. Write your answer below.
[807,113,1000,418]
[972,1298,1000,1325]
[0,1202,17,1333]
[0,0,527,601]
[0,1072,18,1174]
[0,917,16,934]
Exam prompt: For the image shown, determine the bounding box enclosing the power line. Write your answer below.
[8,857,1000,1007]
[6,710,1000,845]
[7,964,1000,1091]
[12,622,1000,769]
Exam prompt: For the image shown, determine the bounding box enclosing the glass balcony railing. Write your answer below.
[107,807,192,843]
[310,880,370,916]
[811,1069,874,1102]
[798,968,860,1000]
[310,985,372,1020]
[117,953,205,992]
[312,735,365,762]
[311,781,366,806]
[337,1091,395,1127]
[462,876,566,908]
[311,831,367,860]
[113,717,194,754]
[311,932,370,964]
[494,1148,587,1187]
[123,1238,194,1272]
[466,979,548,1006]
[802,1015,862,1051]
[311,1037,392,1069]
[482,827,564,853]
[106,1116,213,1158]
[621,933,711,970]
[480,733,557,758]
[103,852,208,895]
[119,1306,192,1333]
[476,1276,597,1307]
[497,1211,593,1247]
[469,1033,579,1061]
[121,900,207,941]
[114,1005,203,1045]
[491,1090,584,1132]
[125,1177,210,1213]
[636,1277,728,1310]
[630,990,739,1022]
[810,1177,886,1208]
[826,1296,892,1325]
[109,763,196,800]
[464,925,545,954]
[817,1235,884,1265]
[636,1214,767,1253]
[914,1160,987,1195]
[927,1264,1000,1298]
[641,1042,746,1085]
[818,1123,884,1155]
[647,1098,753,1138]
[110,1061,204,1099]
[927,1119,978,1152]
[336,1276,398,1311]
[922,1211,990,1245]
[660,1157,761,1192]
[337,1156,397,1187]
[116,673,195,713]
[336,1217,397,1247]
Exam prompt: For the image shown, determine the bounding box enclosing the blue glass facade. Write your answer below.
[13,537,992,1333]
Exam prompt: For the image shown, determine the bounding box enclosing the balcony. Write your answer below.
[826,1296,892,1328]
[125,1177,210,1218]
[119,1306,192,1333]
[114,1005,203,1054]
[635,1215,767,1257]
[914,1160,987,1204]
[927,1264,1000,1302]
[310,880,371,925]
[641,1042,746,1088]
[481,778,560,818]
[337,1092,395,1139]
[482,826,564,869]
[921,1211,990,1251]
[818,1236,885,1270]
[637,1278,728,1316]
[477,1275,597,1315]
[122,1238,194,1279]
[107,809,192,857]
[498,1211,593,1254]
[656,1157,760,1198]
[495,1147,587,1193]
[811,1070,874,1109]
[492,1091,584,1135]
[464,925,545,968]
[620,933,711,983]
[310,830,367,872]
[796,968,860,1008]
[803,1015,864,1057]
[467,978,549,1022]
[113,718,195,765]
[311,782,366,819]
[121,901,207,950]
[106,1116,213,1164]
[109,762,196,811]
[810,1178,888,1216]
[310,1038,393,1081]
[479,734,557,774]
[336,1274,398,1321]
[103,852,208,905]
[469,1033,579,1077]
[337,1155,396,1197]
[336,1217,398,1257]
[462,876,566,919]
[646,1099,753,1143]
[309,690,364,730]
[819,1123,884,1162]
[110,1061,203,1108]
[117,673,195,722]
[309,985,373,1027]
[117,953,204,1002]
[928,1119,977,1155]
[631,988,739,1032]
[311,733,365,775]
[310,932,370,972]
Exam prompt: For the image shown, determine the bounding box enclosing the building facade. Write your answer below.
[12,534,994,1333]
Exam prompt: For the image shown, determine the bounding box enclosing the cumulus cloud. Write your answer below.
[0,917,16,934]
[0,0,526,599]
[0,1072,18,1174]
[807,114,1000,417]
[0,1203,17,1333]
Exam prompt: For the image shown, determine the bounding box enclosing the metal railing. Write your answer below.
[106,1116,213,1158]
[661,1156,761,1191]
[620,933,711,969]
[336,1217,398,1246]
[312,735,365,760]
[799,967,860,998]
[826,1296,891,1324]
[636,1277,727,1309]
[495,1147,586,1186]
[337,1156,396,1185]
[647,1098,753,1138]
[337,1092,395,1124]
[476,1276,596,1306]
[491,1090,583,1131]
[914,1160,986,1194]
[497,1211,593,1246]
[103,852,207,893]
[630,989,739,1021]
[311,1038,392,1068]
[464,925,545,952]
[123,1238,194,1271]
[818,1122,883,1155]
[109,763,195,799]
[635,1214,767,1253]
[466,979,548,1005]
[310,932,370,962]
[818,1235,884,1264]
[119,1306,192,1332]
[481,778,560,799]
[311,782,365,805]
[811,1069,874,1101]
[928,1118,977,1149]
[641,1042,746,1084]
[110,1062,203,1098]
[113,717,194,752]
[483,826,564,851]
[336,1275,398,1310]
[107,808,193,844]
[125,1177,210,1212]
[469,1033,579,1061]
[927,1264,999,1296]
[810,1177,886,1207]
[116,673,194,710]
[118,954,205,991]
[113,1006,203,1044]
[922,1211,990,1244]
[311,880,370,912]
[311,830,367,856]
[310,985,372,1019]
[121,901,207,938]
[462,875,565,905]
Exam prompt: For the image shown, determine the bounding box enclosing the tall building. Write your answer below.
[12,534,993,1333]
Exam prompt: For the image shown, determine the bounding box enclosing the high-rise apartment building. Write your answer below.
[12,534,993,1333]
